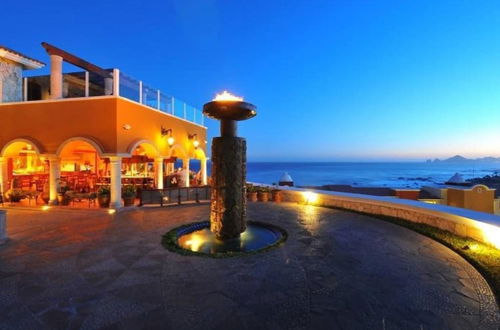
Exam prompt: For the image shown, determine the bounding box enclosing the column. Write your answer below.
[109,157,122,209]
[50,55,63,99]
[104,77,113,95]
[48,156,60,205]
[155,157,164,189]
[0,157,7,198]
[182,158,190,187]
[201,158,208,186]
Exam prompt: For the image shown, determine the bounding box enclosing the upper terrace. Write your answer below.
[1,42,204,126]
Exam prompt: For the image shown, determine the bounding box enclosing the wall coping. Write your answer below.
[250,182,500,248]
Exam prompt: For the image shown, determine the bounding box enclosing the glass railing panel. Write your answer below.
[119,72,140,103]
[160,92,173,114]
[26,76,50,101]
[62,72,86,98]
[143,84,159,109]
[88,72,105,96]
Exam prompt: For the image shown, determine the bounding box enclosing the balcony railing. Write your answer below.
[21,69,204,126]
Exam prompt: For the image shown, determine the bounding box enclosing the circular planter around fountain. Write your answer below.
[162,221,287,258]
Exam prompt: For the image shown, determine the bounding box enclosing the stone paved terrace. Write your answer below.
[0,203,498,329]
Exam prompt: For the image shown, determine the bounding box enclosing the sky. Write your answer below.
[3,0,500,161]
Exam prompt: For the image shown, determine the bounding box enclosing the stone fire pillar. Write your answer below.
[210,137,246,239]
[203,97,256,240]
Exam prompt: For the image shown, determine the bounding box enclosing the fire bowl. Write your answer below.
[203,101,257,121]
[162,221,287,258]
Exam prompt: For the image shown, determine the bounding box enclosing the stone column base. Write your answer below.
[210,137,247,239]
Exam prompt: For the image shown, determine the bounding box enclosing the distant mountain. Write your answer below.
[426,155,500,163]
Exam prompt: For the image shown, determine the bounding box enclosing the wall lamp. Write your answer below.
[161,127,175,147]
[189,134,200,149]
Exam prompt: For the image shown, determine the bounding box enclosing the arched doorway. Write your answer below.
[0,139,46,203]
[124,140,160,189]
[166,144,189,187]
[56,138,104,193]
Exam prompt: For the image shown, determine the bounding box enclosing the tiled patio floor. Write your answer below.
[0,203,498,329]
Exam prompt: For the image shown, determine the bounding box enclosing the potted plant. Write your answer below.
[57,186,72,205]
[6,189,25,203]
[97,186,111,208]
[271,188,282,203]
[246,184,258,202]
[257,186,270,202]
[122,185,136,207]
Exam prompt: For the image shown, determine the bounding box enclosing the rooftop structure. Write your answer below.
[0,43,207,209]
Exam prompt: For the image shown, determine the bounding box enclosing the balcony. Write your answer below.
[21,69,204,126]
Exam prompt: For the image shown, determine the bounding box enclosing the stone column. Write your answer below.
[201,158,208,186]
[48,156,60,205]
[0,210,7,245]
[182,158,190,187]
[109,157,122,209]
[0,157,7,198]
[104,77,113,95]
[50,55,63,99]
[209,137,246,239]
[155,157,164,189]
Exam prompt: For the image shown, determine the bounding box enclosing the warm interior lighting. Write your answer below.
[167,136,175,146]
[302,191,319,205]
[213,90,243,102]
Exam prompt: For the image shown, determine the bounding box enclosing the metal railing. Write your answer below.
[138,186,211,206]
[21,69,204,126]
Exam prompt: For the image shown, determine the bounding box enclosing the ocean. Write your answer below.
[183,161,500,188]
[244,162,500,188]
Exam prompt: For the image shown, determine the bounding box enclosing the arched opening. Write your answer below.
[165,144,189,187]
[1,140,47,200]
[123,141,160,189]
[190,148,208,187]
[57,139,103,193]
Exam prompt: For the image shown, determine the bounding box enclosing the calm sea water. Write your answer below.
[243,162,500,188]
[184,161,500,188]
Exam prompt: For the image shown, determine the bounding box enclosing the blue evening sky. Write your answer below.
[3,0,500,161]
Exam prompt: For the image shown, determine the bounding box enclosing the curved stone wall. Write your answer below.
[253,184,500,249]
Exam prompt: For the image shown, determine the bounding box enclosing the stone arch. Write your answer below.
[1,137,43,157]
[167,144,188,159]
[56,136,105,157]
[127,139,160,157]
[193,148,207,160]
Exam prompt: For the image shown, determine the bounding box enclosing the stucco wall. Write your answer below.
[0,96,207,159]
[116,98,207,158]
[257,185,500,249]
[0,58,22,103]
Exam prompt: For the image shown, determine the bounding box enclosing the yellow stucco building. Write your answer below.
[0,43,207,208]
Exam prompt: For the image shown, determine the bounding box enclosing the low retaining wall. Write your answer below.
[0,210,7,245]
[254,184,500,249]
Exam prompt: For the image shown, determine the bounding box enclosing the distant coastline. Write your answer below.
[426,155,500,163]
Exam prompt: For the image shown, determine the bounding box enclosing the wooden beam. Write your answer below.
[41,42,112,78]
